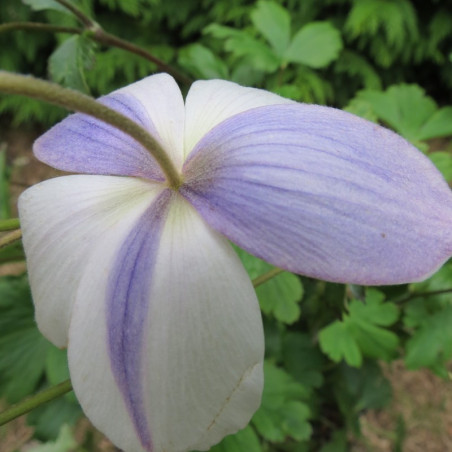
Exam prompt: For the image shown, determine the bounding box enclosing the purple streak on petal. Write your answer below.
[34,93,165,180]
[107,189,172,451]
[181,104,452,285]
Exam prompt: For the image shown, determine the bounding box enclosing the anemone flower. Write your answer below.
[18,73,452,452]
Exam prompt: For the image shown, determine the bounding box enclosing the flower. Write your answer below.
[18,74,452,452]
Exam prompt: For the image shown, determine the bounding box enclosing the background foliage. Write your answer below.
[1,0,452,450]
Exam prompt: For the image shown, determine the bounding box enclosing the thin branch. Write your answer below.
[53,0,97,29]
[252,267,284,287]
[0,229,22,249]
[0,22,81,35]
[0,21,192,86]
[395,287,452,304]
[53,0,192,84]
[0,71,182,189]
[0,218,20,231]
[0,380,72,426]
[93,30,193,86]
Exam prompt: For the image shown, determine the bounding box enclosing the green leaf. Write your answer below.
[405,305,452,373]
[205,24,280,72]
[0,275,52,402]
[354,85,438,144]
[48,35,95,93]
[418,107,452,141]
[27,424,76,452]
[282,332,325,388]
[252,362,311,443]
[345,97,379,122]
[319,320,362,367]
[319,289,399,366]
[284,22,343,68]
[27,396,82,441]
[235,247,303,324]
[45,347,70,386]
[334,361,392,424]
[22,0,76,15]
[256,272,303,324]
[319,430,348,452]
[209,426,262,452]
[250,1,291,58]
[0,147,11,219]
[178,44,229,80]
[334,50,382,90]
[429,152,452,182]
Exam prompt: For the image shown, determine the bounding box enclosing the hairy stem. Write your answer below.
[0,218,20,231]
[0,380,73,426]
[0,72,183,189]
[0,229,22,249]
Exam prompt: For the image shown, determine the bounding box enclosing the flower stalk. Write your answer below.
[0,380,72,426]
[0,218,20,231]
[0,72,183,189]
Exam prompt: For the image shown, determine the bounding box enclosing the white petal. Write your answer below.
[18,175,163,347]
[184,79,293,157]
[114,73,186,170]
[68,193,264,452]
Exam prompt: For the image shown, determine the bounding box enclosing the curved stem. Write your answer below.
[54,0,97,28]
[0,229,22,249]
[0,218,20,231]
[0,380,73,426]
[93,30,193,86]
[0,72,183,189]
[252,267,283,287]
[53,0,192,85]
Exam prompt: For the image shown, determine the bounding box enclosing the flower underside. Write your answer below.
[18,74,452,452]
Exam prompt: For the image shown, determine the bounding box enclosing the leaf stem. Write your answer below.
[0,22,81,34]
[0,72,183,189]
[0,218,20,231]
[395,288,452,304]
[0,229,22,249]
[252,267,283,287]
[0,380,73,426]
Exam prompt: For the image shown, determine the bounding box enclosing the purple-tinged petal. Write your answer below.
[184,79,293,157]
[34,74,185,179]
[181,104,452,285]
[18,175,162,347]
[68,194,264,452]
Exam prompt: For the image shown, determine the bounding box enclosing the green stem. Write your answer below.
[0,22,80,35]
[0,229,22,249]
[252,267,283,287]
[0,380,73,426]
[0,21,192,86]
[0,72,183,189]
[0,218,20,231]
